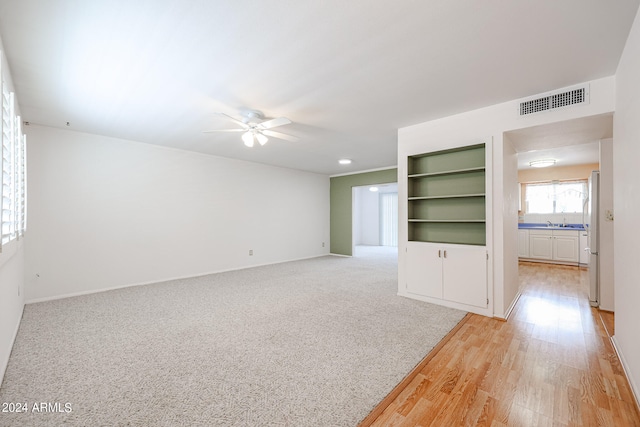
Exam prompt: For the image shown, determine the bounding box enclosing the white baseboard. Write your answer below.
[26,254,327,304]
[397,291,492,317]
[0,302,24,386]
[610,336,640,412]
[494,290,522,321]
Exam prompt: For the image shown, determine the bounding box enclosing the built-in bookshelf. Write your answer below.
[407,143,486,245]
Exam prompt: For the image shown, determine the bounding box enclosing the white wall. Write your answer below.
[598,138,614,311]
[25,126,330,301]
[0,37,25,384]
[501,134,520,318]
[398,76,616,318]
[0,240,24,383]
[613,6,640,405]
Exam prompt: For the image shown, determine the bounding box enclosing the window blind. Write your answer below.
[0,77,26,252]
[1,83,13,247]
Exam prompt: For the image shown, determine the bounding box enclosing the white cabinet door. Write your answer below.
[406,242,443,298]
[553,230,579,263]
[529,231,553,260]
[518,229,529,257]
[443,245,487,308]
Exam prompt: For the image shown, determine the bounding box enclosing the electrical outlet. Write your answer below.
[249,249,253,256]
[605,209,614,221]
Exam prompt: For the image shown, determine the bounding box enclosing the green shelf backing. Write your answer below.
[407,143,486,246]
[408,144,485,175]
[409,197,485,221]
[408,171,485,198]
[408,222,486,246]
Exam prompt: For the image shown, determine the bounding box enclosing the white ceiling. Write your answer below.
[509,113,614,170]
[0,1,637,175]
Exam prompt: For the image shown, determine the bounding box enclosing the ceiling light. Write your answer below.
[256,133,268,146]
[242,131,254,147]
[369,187,379,192]
[529,159,556,168]
[339,159,352,165]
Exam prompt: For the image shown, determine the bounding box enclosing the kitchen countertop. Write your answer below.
[518,223,586,231]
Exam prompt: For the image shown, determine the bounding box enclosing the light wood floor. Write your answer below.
[364,262,640,426]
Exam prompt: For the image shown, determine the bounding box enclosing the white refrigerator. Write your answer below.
[586,170,600,307]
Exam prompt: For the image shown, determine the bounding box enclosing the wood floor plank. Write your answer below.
[364,262,640,427]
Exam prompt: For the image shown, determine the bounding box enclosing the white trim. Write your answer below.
[611,336,640,411]
[26,255,327,304]
[494,290,522,320]
[329,165,397,178]
[329,253,352,258]
[0,302,24,386]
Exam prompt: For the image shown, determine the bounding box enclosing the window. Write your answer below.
[525,181,587,214]
[1,76,26,251]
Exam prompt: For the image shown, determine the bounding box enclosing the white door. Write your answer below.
[553,234,579,263]
[406,242,443,298]
[442,245,487,308]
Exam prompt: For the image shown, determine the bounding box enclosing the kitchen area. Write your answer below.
[509,114,615,312]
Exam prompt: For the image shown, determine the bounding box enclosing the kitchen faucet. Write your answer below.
[547,220,553,226]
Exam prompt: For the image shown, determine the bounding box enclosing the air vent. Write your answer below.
[519,84,589,116]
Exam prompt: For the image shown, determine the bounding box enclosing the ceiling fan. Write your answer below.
[203,110,298,147]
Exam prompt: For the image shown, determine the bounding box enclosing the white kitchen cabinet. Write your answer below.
[526,229,579,264]
[529,230,553,260]
[405,242,487,308]
[553,230,580,263]
[517,229,529,258]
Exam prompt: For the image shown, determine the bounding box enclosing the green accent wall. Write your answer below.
[330,168,398,256]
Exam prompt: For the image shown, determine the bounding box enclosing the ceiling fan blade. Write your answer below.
[258,117,291,129]
[262,129,299,142]
[202,129,245,133]
[215,112,249,128]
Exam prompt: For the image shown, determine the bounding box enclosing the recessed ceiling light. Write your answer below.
[369,187,379,192]
[529,159,556,168]
[338,159,352,165]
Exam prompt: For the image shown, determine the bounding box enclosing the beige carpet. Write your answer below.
[0,247,466,426]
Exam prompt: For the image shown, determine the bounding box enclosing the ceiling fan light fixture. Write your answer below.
[529,159,556,168]
[256,133,268,146]
[206,111,298,146]
[242,131,254,147]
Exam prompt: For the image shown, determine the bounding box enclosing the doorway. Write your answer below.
[352,183,398,257]
[506,113,614,311]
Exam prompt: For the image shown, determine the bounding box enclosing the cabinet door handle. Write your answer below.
[443,250,447,258]
[438,249,441,258]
